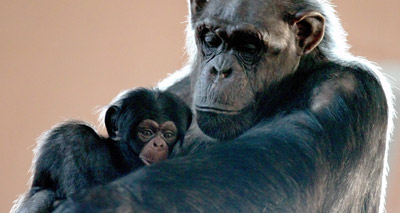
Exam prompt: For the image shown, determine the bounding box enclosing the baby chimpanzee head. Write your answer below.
[104,88,192,165]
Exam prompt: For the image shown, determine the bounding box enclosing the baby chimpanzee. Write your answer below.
[12,88,192,213]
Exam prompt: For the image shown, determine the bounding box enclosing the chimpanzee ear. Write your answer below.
[292,11,325,55]
[105,105,121,140]
[190,0,209,18]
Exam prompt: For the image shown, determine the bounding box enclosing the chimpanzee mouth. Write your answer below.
[140,157,152,166]
[195,105,242,115]
[195,105,255,140]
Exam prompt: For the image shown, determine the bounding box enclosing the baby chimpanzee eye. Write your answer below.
[164,132,173,139]
[141,130,154,137]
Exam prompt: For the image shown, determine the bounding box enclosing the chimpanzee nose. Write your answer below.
[208,54,234,79]
[152,138,164,148]
[209,66,232,79]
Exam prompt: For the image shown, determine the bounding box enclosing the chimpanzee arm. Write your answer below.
[11,121,119,213]
[52,112,326,212]
[54,70,388,212]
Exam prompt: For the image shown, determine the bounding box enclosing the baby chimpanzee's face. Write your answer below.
[136,119,178,165]
[105,88,193,166]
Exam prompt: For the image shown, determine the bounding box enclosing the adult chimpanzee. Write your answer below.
[14,0,394,212]
[11,89,192,213]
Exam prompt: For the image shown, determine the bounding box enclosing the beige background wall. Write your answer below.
[1,1,399,212]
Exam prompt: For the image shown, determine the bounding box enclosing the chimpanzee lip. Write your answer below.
[140,158,152,166]
[195,105,242,114]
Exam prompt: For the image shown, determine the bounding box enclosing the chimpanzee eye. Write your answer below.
[231,32,263,56]
[163,132,174,139]
[141,130,153,137]
[240,43,259,54]
[204,32,221,48]
[234,40,261,56]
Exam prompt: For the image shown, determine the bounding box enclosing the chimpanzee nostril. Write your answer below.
[209,66,232,79]
[209,67,218,76]
[221,68,232,78]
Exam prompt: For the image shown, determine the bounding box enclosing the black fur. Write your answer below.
[11,89,192,212]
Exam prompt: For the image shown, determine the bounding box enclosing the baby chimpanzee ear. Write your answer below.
[105,105,121,140]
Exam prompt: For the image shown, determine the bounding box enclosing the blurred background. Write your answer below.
[0,1,399,212]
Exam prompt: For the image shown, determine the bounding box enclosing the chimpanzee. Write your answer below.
[13,0,394,212]
[11,88,192,213]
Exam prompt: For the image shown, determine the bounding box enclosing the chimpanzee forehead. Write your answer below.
[201,0,285,29]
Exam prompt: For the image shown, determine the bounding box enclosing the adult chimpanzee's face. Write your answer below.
[191,0,313,140]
